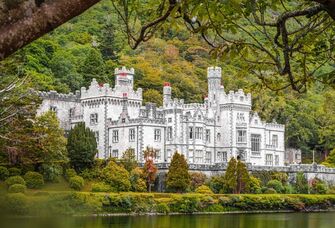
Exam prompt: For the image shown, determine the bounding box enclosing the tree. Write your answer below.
[166,152,190,192]
[130,167,147,192]
[223,157,250,194]
[80,48,107,87]
[119,148,138,173]
[114,0,335,91]
[190,172,207,191]
[101,160,131,192]
[142,147,158,192]
[32,111,68,181]
[67,122,97,172]
[323,148,335,167]
[0,0,101,60]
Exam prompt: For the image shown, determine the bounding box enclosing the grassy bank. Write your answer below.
[1,192,335,216]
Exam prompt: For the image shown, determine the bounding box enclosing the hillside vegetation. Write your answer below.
[0,0,334,162]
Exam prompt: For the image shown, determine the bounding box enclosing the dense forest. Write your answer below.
[0,0,334,163]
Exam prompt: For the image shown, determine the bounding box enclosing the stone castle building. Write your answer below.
[37,66,285,166]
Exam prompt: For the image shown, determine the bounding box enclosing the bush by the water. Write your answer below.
[3,193,29,215]
[69,175,85,191]
[8,167,21,177]
[101,161,131,192]
[0,166,9,180]
[91,182,110,192]
[195,185,214,194]
[267,180,284,193]
[8,184,27,193]
[65,168,77,181]
[5,176,26,187]
[24,171,44,189]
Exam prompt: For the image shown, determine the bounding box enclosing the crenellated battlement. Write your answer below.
[207,66,222,78]
[114,66,135,75]
[80,78,142,101]
[224,89,252,106]
[38,90,80,102]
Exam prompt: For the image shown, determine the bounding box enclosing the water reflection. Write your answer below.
[2,212,335,228]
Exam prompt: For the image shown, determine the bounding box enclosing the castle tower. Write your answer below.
[207,66,222,104]
[114,66,134,91]
[163,82,172,107]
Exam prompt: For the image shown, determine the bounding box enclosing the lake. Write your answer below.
[2,212,335,228]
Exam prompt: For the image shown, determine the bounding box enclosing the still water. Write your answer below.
[2,212,335,228]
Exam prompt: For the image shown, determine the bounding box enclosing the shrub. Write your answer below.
[310,178,328,194]
[40,163,62,182]
[8,167,21,177]
[284,184,296,194]
[0,166,9,181]
[190,172,207,190]
[8,184,26,193]
[271,172,288,185]
[69,175,85,191]
[4,193,28,215]
[249,176,262,193]
[155,203,170,214]
[5,176,26,187]
[267,180,284,193]
[209,175,225,193]
[91,182,110,192]
[130,167,146,192]
[195,185,214,194]
[24,171,44,189]
[101,161,131,192]
[264,188,277,194]
[295,172,309,194]
[65,168,77,181]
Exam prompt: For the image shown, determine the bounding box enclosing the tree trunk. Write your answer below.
[0,0,101,60]
[314,0,335,20]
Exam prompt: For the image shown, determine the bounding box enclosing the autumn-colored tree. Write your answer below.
[190,172,207,191]
[142,147,158,192]
[130,167,147,192]
[166,152,190,193]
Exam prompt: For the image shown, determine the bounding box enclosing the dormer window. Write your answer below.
[50,106,57,113]
[240,96,244,101]
[198,115,201,120]
[122,118,126,123]
[255,119,258,124]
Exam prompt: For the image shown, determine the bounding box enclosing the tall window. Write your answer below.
[272,135,278,148]
[90,113,98,125]
[237,113,245,122]
[251,134,261,155]
[217,151,227,162]
[189,149,193,163]
[189,127,193,139]
[266,154,273,166]
[205,152,211,163]
[275,155,279,166]
[167,127,172,141]
[217,133,221,142]
[129,128,135,142]
[155,149,161,160]
[154,129,161,142]
[237,130,247,143]
[195,127,203,139]
[112,130,119,143]
[94,131,99,143]
[195,150,203,163]
[69,108,75,118]
[206,129,210,142]
[112,150,118,158]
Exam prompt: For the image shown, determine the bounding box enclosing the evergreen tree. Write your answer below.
[80,48,107,87]
[236,160,250,194]
[223,157,237,193]
[67,122,97,172]
[166,152,190,193]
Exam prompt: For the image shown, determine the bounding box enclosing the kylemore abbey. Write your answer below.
[37,66,293,168]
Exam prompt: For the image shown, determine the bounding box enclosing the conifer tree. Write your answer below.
[223,157,237,193]
[166,152,190,193]
[67,122,98,172]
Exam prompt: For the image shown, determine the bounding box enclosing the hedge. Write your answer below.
[0,166,9,181]
[0,193,335,216]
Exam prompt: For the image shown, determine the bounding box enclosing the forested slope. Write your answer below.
[0,0,334,162]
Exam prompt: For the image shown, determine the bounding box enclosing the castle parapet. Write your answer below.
[38,90,80,102]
